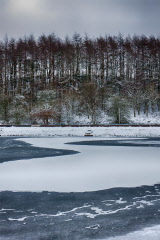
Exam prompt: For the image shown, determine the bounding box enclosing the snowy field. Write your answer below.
[1,125,160,137]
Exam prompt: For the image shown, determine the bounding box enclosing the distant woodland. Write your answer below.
[0,33,160,124]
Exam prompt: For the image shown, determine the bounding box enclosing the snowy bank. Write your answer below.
[1,126,160,137]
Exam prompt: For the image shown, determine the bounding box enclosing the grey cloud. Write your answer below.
[0,0,160,40]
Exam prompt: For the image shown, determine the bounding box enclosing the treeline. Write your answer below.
[0,33,160,124]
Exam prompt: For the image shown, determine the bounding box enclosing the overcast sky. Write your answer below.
[0,0,160,40]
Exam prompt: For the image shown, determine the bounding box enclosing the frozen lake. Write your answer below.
[0,137,160,239]
[0,137,160,192]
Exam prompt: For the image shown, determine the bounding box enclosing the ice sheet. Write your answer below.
[0,137,160,192]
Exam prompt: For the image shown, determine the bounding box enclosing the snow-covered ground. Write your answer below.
[0,137,160,192]
[106,225,160,240]
[130,113,160,125]
[1,126,160,137]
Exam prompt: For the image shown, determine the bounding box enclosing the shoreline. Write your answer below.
[1,126,160,137]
